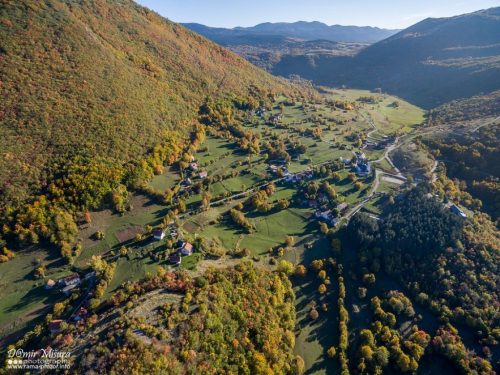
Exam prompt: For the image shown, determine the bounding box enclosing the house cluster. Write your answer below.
[269,114,282,123]
[186,161,207,179]
[314,202,347,226]
[45,273,82,296]
[269,164,289,175]
[169,241,194,266]
[255,107,266,116]
[48,296,92,334]
[154,223,179,241]
[284,170,313,183]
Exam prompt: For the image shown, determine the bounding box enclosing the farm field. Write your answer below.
[0,244,73,338]
[325,88,427,135]
[1,88,434,360]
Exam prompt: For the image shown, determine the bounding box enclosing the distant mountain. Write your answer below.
[182,23,370,71]
[182,22,399,44]
[272,7,500,108]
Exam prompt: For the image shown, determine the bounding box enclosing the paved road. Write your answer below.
[472,116,500,138]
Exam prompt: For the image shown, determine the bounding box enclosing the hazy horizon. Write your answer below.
[134,0,499,29]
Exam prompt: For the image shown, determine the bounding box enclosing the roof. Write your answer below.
[153,229,163,237]
[199,171,208,178]
[183,243,193,251]
[309,200,318,206]
[337,202,348,209]
[65,273,80,282]
[170,255,181,263]
[76,308,87,318]
[48,320,63,331]
[46,279,55,286]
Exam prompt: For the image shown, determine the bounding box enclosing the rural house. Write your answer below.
[451,204,467,219]
[153,229,165,241]
[356,162,371,177]
[64,273,80,286]
[45,279,55,289]
[308,200,318,208]
[170,255,181,266]
[48,320,63,334]
[199,171,208,179]
[181,242,193,256]
[337,202,348,211]
[74,307,87,322]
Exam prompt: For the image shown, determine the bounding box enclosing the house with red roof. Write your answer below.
[48,320,63,334]
[181,242,193,256]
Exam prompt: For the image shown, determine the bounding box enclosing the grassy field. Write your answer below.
[391,141,435,179]
[0,244,74,336]
[281,236,341,375]
[326,88,426,135]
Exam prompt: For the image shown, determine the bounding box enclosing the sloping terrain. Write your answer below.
[0,0,303,212]
[272,7,500,108]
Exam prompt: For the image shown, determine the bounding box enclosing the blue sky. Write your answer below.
[134,0,499,29]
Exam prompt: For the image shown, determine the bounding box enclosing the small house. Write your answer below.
[45,279,55,289]
[451,205,467,219]
[153,229,165,241]
[343,158,351,166]
[181,242,193,256]
[170,255,181,266]
[337,202,348,211]
[64,273,80,286]
[309,200,318,208]
[48,320,63,334]
[199,171,208,179]
[356,162,371,177]
[315,211,322,218]
[321,210,332,220]
[332,218,340,226]
[74,307,87,322]
[190,163,198,171]
[356,151,366,160]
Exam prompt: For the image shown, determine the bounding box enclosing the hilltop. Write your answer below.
[271,7,500,107]
[0,0,309,243]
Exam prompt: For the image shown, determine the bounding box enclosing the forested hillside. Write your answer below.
[75,263,303,374]
[347,185,500,347]
[0,0,310,258]
[424,123,500,220]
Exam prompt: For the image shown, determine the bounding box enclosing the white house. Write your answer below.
[64,273,80,286]
[181,242,193,256]
[356,162,371,177]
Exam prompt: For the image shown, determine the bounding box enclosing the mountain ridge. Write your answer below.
[182,21,400,44]
[271,7,500,108]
